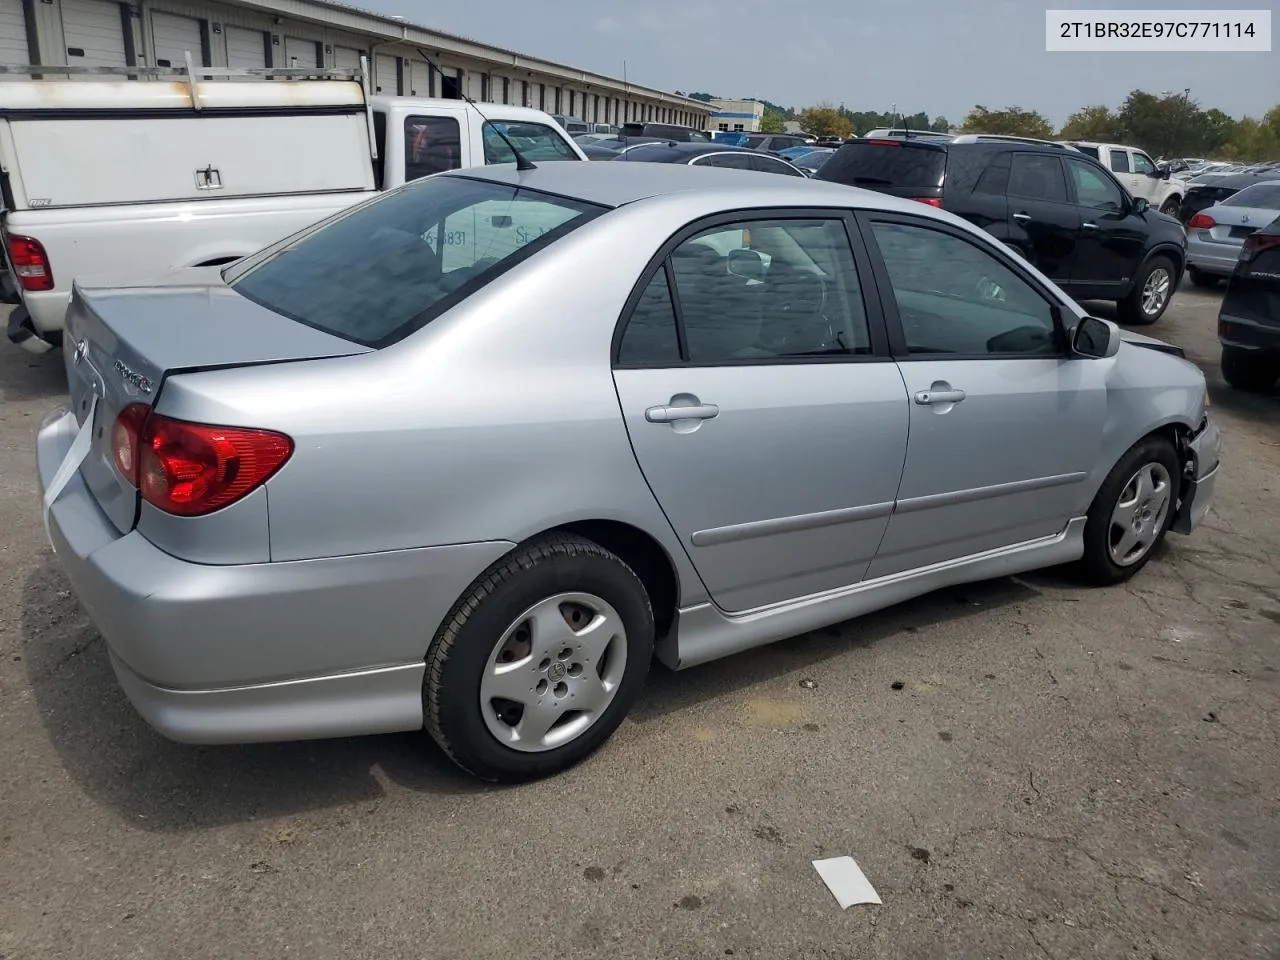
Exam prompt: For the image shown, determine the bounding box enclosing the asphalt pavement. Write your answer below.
[1,287,1278,960]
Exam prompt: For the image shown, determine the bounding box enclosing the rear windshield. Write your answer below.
[816,141,947,190]
[1222,183,1280,209]
[225,176,604,348]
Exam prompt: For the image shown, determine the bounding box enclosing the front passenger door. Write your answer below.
[857,214,1107,578]
[1064,157,1147,289]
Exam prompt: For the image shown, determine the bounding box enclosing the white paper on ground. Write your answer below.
[812,856,882,909]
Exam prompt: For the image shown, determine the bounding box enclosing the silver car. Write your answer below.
[1187,180,1280,286]
[38,163,1221,782]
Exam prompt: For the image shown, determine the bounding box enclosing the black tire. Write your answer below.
[1159,197,1181,217]
[1117,255,1176,326]
[1221,346,1280,393]
[1187,267,1220,289]
[424,533,654,783]
[1079,435,1181,586]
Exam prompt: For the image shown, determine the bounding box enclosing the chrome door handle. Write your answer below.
[1082,222,1099,231]
[645,403,720,423]
[1012,212,1032,223]
[914,388,966,405]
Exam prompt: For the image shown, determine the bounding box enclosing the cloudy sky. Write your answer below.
[363,0,1275,125]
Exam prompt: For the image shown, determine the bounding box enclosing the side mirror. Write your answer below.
[727,248,767,282]
[1071,315,1121,359]
[1160,167,1171,180]
[1132,196,1150,214]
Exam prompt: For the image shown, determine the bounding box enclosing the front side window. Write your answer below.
[1109,150,1131,174]
[1067,159,1124,211]
[227,177,603,347]
[1132,152,1156,175]
[1008,153,1067,202]
[404,116,462,182]
[482,122,579,163]
[617,218,872,365]
[869,220,1058,357]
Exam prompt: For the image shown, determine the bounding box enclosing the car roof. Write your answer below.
[611,142,753,162]
[370,96,562,126]
[441,160,933,213]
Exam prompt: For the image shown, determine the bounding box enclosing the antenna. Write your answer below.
[415,47,535,171]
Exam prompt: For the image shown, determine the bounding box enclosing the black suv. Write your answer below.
[817,137,1189,324]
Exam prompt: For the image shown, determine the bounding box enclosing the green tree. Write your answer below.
[760,108,787,133]
[930,116,952,132]
[959,105,1054,139]
[1059,105,1125,143]
[797,103,854,139]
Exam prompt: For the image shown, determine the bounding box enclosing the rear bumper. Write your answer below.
[1186,236,1242,275]
[37,408,515,744]
[1219,311,1280,354]
[1172,414,1220,536]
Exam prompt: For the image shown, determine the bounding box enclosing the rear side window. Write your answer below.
[1072,144,1099,160]
[1109,151,1131,173]
[817,142,947,191]
[483,122,579,162]
[226,177,604,347]
[405,116,462,182]
[750,155,804,177]
[1008,153,1067,202]
[974,153,1011,194]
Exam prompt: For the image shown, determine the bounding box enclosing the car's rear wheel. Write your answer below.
[1117,255,1176,325]
[1187,267,1220,288]
[1221,347,1280,393]
[424,533,653,782]
[1079,436,1180,585]
[1159,197,1181,217]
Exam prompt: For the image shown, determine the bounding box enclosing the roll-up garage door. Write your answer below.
[333,44,361,70]
[61,0,128,70]
[0,0,30,68]
[374,53,398,94]
[283,35,319,68]
[405,59,431,97]
[151,11,204,68]
[224,25,266,69]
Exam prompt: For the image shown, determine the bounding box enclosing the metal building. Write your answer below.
[4,0,711,129]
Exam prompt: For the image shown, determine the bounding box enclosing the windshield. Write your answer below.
[482,122,580,162]
[225,177,604,348]
[1222,183,1280,210]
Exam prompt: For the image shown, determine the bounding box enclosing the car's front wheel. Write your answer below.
[1079,436,1181,585]
[1221,347,1279,393]
[1159,197,1182,217]
[424,533,654,782]
[1187,267,1220,288]
[1117,255,1176,325]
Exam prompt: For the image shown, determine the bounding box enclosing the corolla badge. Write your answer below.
[114,359,153,395]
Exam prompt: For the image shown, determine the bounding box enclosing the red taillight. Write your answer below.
[911,197,943,207]
[866,139,902,146]
[1187,213,1215,229]
[111,406,293,516]
[6,234,54,292]
[1241,232,1280,260]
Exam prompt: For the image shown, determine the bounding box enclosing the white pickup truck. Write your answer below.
[2,60,586,353]
[1061,141,1190,218]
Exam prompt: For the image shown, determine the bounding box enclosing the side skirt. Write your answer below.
[659,517,1086,670]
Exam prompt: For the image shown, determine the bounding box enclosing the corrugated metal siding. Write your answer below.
[0,0,29,67]
[224,24,265,67]
[62,0,128,70]
[151,10,203,67]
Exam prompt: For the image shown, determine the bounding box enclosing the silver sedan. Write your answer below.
[1186,180,1280,286]
[38,162,1220,782]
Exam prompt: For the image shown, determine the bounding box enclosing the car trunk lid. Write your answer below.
[63,267,371,534]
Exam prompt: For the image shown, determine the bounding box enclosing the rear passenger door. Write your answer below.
[611,212,909,613]
[1003,152,1080,283]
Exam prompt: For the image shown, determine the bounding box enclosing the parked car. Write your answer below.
[608,141,806,176]
[1185,181,1280,286]
[580,137,670,160]
[1061,141,1189,217]
[551,114,590,134]
[1,63,586,355]
[862,128,956,143]
[817,136,1188,324]
[741,133,811,153]
[1177,170,1276,224]
[788,147,837,176]
[38,163,1219,782]
[620,122,711,142]
[574,132,619,146]
[1217,212,1280,391]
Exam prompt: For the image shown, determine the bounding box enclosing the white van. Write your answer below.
[2,61,586,353]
